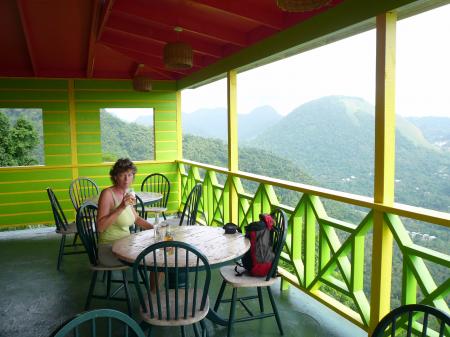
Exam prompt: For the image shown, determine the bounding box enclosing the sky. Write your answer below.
[181,5,450,118]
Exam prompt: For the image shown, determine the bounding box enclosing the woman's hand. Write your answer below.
[121,192,136,208]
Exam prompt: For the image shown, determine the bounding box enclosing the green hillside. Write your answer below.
[408,116,450,151]
[250,96,450,212]
[100,110,154,162]
[182,134,316,207]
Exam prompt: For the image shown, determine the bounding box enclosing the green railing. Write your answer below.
[177,160,450,333]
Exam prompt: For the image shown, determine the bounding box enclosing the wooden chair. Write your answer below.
[46,187,85,270]
[140,173,170,221]
[213,208,288,337]
[132,240,211,337]
[130,194,146,233]
[372,304,450,337]
[161,183,202,227]
[76,202,132,315]
[69,177,99,212]
[49,308,145,337]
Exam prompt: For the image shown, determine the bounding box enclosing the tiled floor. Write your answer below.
[0,228,366,337]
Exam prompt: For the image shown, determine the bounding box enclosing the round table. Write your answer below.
[112,225,249,267]
[112,225,250,326]
[135,191,162,205]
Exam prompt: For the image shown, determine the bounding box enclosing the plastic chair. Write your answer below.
[371,304,450,337]
[132,240,211,337]
[69,177,99,212]
[46,188,85,270]
[76,202,132,315]
[49,308,145,337]
[140,173,170,221]
[161,183,202,227]
[213,208,288,337]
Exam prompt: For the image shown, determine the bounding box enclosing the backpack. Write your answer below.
[236,214,275,277]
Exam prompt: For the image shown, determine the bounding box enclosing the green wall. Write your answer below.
[0,78,179,228]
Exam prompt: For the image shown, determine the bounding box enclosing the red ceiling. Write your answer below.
[0,0,342,80]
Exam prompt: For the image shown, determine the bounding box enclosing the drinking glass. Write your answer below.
[127,188,136,206]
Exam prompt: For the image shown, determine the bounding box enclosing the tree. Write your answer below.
[0,112,39,166]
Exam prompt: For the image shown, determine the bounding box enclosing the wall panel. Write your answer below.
[0,78,180,228]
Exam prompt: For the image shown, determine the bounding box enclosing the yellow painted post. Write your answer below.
[176,90,183,210]
[369,12,396,336]
[68,79,78,180]
[227,70,238,224]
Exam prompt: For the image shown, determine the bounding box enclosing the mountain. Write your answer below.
[181,105,282,141]
[100,111,154,161]
[407,116,450,151]
[182,134,315,207]
[249,96,450,212]
[135,115,153,127]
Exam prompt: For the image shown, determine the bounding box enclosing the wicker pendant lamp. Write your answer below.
[276,0,331,12]
[132,76,152,92]
[164,27,193,70]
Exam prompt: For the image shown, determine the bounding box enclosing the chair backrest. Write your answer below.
[49,308,145,337]
[132,241,211,322]
[266,208,288,281]
[130,194,145,233]
[371,304,450,337]
[179,183,202,226]
[76,202,99,266]
[46,188,70,232]
[140,173,170,209]
[69,177,99,211]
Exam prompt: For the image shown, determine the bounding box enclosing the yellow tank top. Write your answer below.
[99,188,136,244]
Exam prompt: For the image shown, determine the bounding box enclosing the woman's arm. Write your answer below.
[97,189,127,232]
[131,207,153,230]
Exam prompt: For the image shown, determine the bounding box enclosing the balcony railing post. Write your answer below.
[227,70,238,224]
[369,11,397,335]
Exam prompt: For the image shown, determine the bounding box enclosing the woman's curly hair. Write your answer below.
[109,158,137,184]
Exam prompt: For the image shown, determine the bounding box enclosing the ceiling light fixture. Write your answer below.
[276,0,331,12]
[163,27,193,70]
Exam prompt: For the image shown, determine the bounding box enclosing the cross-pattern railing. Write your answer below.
[177,160,450,333]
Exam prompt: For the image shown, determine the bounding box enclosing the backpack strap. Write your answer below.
[234,261,246,276]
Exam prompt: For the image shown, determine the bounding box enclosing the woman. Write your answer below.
[97,158,152,266]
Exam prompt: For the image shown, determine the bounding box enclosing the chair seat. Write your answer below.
[143,206,168,213]
[140,288,209,326]
[220,265,277,288]
[55,221,77,235]
[90,262,128,271]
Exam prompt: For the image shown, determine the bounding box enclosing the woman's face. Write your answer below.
[114,169,134,189]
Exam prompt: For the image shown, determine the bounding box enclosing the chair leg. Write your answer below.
[267,287,283,335]
[106,270,112,299]
[193,323,200,337]
[257,287,264,312]
[214,280,227,311]
[122,270,132,316]
[71,233,78,246]
[227,288,238,337]
[85,271,98,310]
[200,319,208,337]
[146,324,154,337]
[180,326,186,337]
[57,234,66,270]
